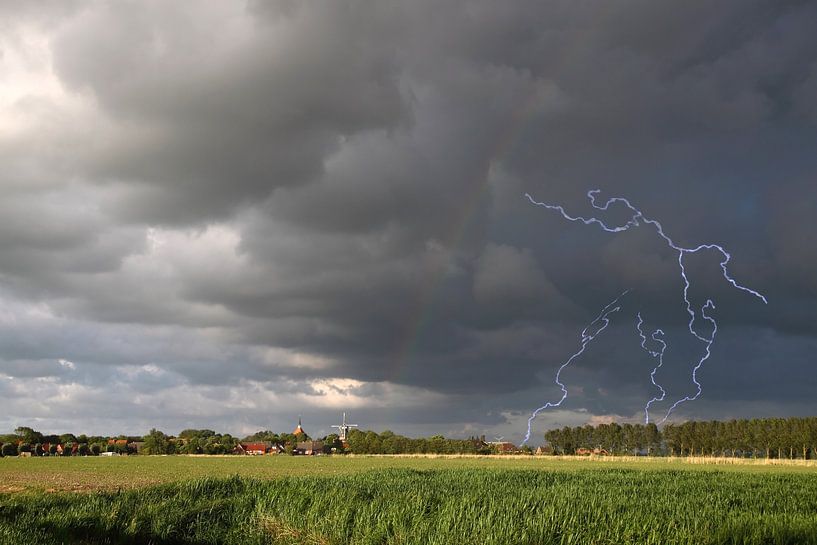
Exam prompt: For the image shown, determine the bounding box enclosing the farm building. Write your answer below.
[295,441,324,455]
[575,448,610,456]
[234,442,285,455]
[242,442,269,455]
[488,441,517,453]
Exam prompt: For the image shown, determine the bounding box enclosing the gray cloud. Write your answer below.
[0,0,815,442]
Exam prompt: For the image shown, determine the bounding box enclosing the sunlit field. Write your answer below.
[1,454,815,493]
[1,456,816,544]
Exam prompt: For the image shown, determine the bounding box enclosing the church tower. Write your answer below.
[292,416,307,436]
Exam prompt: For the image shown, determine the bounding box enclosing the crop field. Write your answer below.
[1,456,816,544]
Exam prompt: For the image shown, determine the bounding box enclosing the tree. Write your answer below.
[49,444,58,456]
[346,429,366,454]
[90,444,102,456]
[1,443,18,457]
[179,429,216,440]
[15,426,44,445]
[245,430,283,444]
[366,431,384,454]
[621,424,637,455]
[544,429,562,454]
[142,429,171,455]
[643,423,660,455]
[324,434,343,453]
[180,437,202,455]
[808,417,817,460]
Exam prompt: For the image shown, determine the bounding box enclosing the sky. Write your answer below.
[1,1,816,443]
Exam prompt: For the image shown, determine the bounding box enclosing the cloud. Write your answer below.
[0,0,815,442]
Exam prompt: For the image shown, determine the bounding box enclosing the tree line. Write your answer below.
[140,428,495,455]
[5,417,816,458]
[344,429,493,454]
[0,426,499,456]
[141,428,334,455]
[544,417,817,458]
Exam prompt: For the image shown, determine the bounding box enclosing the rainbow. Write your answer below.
[388,87,552,382]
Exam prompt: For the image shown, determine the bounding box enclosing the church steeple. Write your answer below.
[292,415,306,436]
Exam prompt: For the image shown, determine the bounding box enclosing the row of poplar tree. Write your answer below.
[544,417,817,458]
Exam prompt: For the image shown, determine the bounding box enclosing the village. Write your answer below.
[0,414,538,458]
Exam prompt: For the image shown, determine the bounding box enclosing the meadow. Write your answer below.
[1,456,816,544]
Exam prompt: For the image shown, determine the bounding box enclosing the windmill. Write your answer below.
[331,412,358,441]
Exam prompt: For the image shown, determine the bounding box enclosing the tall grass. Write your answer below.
[1,468,816,544]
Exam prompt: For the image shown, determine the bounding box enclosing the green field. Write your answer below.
[1,456,816,544]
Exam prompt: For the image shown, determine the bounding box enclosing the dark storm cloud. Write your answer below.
[1,0,816,439]
[49,1,411,224]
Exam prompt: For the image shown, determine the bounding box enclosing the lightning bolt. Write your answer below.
[524,190,767,428]
[521,289,629,445]
[657,299,717,424]
[636,312,667,424]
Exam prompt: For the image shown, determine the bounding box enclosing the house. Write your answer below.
[234,442,286,455]
[242,442,271,455]
[295,441,324,455]
[488,441,517,453]
[575,447,609,456]
[535,446,553,456]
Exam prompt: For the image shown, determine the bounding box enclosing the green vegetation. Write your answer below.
[2,418,816,542]
[0,455,708,493]
[345,429,488,454]
[2,465,816,544]
[546,417,817,458]
[4,416,817,459]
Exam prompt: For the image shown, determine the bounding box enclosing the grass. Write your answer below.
[1,457,816,544]
[2,454,815,493]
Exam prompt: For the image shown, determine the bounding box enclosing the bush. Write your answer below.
[1,443,18,457]
[49,445,58,456]
[18,443,31,454]
[91,444,101,456]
